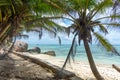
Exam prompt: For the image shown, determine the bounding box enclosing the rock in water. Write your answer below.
[13,41,28,52]
[33,47,41,53]
[28,47,41,53]
[44,51,56,56]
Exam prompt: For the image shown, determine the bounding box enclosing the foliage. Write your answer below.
[0,0,64,44]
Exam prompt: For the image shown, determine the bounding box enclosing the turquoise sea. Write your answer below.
[28,44,120,65]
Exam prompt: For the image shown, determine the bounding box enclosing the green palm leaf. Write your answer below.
[61,34,77,71]
[95,14,120,21]
[97,23,108,34]
[0,0,10,6]
[102,22,120,27]
[94,32,120,56]
[90,0,113,20]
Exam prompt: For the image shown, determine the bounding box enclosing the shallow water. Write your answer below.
[28,44,120,65]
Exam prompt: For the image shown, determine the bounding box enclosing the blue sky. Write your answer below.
[18,19,74,44]
[18,19,120,45]
[18,30,120,45]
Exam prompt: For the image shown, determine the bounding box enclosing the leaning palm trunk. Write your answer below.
[2,36,16,58]
[0,41,15,59]
[83,38,104,80]
[7,36,16,53]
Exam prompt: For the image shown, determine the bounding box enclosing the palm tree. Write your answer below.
[45,0,120,80]
[0,0,30,44]
[0,0,64,56]
[0,0,64,44]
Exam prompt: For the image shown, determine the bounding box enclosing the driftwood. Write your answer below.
[112,64,120,73]
[13,52,76,79]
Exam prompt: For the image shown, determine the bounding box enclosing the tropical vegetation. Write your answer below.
[0,0,120,80]
[0,0,63,51]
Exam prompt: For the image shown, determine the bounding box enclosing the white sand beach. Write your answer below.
[21,52,120,80]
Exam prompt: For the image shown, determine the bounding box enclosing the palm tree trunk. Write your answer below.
[4,36,16,57]
[0,36,16,59]
[7,36,16,53]
[83,38,104,80]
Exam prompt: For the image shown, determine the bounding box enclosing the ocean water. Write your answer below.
[28,44,120,65]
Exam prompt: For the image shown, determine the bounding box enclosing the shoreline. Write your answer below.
[20,52,120,80]
[29,44,120,65]
[55,55,120,66]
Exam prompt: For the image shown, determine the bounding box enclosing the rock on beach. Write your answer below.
[44,51,56,56]
[13,41,28,52]
[27,47,41,53]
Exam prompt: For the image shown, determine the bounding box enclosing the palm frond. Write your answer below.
[16,34,29,39]
[0,9,2,22]
[0,23,11,40]
[90,0,113,20]
[10,0,16,14]
[38,28,42,40]
[112,0,120,14]
[30,0,63,16]
[61,34,77,71]
[97,23,108,34]
[25,16,63,24]
[70,39,77,62]
[94,32,120,56]
[44,19,64,32]
[44,0,76,21]
[0,0,10,6]
[58,36,61,45]
[95,14,120,21]
[65,27,71,37]
[64,23,76,37]
[83,0,90,21]
[78,32,81,45]
[24,16,65,40]
[102,22,120,27]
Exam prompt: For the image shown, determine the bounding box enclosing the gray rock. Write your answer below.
[13,41,28,52]
[28,47,41,53]
[44,51,56,56]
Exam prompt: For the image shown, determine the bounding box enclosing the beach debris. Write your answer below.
[44,51,56,56]
[13,41,28,52]
[27,47,41,53]
[112,64,120,73]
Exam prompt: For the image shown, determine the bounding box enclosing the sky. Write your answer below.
[18,18,120,45]
[18,19,74,44]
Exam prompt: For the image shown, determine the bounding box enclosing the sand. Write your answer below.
[0,54,56,80]
[21,52,120,80]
